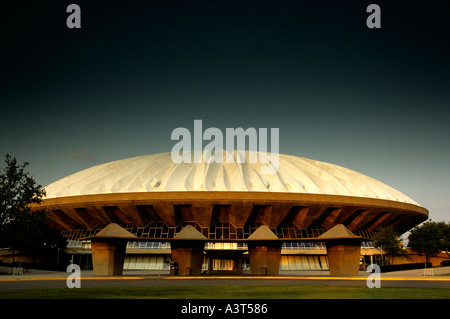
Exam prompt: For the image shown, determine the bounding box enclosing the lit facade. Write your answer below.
[32,151,428,275]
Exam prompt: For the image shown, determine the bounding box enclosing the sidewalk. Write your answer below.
[377,266,450,278]
[1,265,450,280]
[0,267,171,280]
[0,266,70,279]
[279,266,450,278]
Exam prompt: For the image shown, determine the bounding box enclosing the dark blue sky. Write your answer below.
[1,1,449,223]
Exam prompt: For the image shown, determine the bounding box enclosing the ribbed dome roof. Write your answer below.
[44,151,420,206]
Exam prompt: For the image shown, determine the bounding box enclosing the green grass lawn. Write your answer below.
[0,285,449,299]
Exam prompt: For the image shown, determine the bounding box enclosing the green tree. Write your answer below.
[0,154,66,263]
[8,210,67,262]
[408,220,443,266]
[373,226,406,265]
[436,221,450,251]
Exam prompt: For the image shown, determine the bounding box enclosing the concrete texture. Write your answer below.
[91,241,127,276]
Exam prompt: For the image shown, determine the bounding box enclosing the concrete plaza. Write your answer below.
[1,266,450,290]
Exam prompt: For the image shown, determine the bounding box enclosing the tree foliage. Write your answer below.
[373,226,405,255]
[436,221,450,252]
[372,226,405,265]
[407,220,450,264]
[0,154,66,262]
[0,154,45,231]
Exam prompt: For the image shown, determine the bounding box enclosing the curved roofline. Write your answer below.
[35,191,428,217]
[42,151,422,207]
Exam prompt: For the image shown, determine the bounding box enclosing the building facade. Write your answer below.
[31,151,429,275]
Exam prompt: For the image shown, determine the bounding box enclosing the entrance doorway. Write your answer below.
[204,243,246,275]
[212,258,234,271]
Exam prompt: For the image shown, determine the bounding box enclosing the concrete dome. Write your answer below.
[36,151,427,235]
[44,150,419,206]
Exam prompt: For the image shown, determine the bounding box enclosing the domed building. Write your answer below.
[33,151,428,276]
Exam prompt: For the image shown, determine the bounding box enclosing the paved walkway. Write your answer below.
[1,265,450,280]
[285,266,450,278]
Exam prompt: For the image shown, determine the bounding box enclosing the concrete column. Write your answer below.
[325,240,361,277]
[171,241,205,276]
[248,241,281,276]
[91,240,127,276]
[208,256,213,274]
[234,255,243,274]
